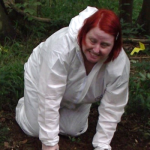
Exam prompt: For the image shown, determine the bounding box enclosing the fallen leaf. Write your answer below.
[4,142,10,148]
[135,139,138,143]
[20,139,28,144]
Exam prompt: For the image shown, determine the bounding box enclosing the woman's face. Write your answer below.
[82,27,115,64]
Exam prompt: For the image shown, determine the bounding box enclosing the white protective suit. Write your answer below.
[16,6,130,150]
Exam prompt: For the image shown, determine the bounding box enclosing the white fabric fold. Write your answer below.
[15,6,130,150]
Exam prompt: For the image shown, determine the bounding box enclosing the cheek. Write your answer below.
[82,38,87,49]
[102,47,112,55]
[107,44,114,54]
[83,38,93,48]
[107,47,113,54]
[82,42,89,52]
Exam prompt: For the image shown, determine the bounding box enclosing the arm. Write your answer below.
[37,41,69,148]
[92,62,130,150]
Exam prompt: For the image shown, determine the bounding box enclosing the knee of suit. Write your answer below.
[59,119,88,137]
[59,104,91,136]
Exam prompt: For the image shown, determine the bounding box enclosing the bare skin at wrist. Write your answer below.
[42,143,59,150]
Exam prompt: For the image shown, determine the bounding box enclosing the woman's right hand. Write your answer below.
[42,143,59,150]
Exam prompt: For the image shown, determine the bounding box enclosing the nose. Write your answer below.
[93,44,100,53]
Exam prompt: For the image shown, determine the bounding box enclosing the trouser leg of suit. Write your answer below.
[16,98,91,137]
[59,104,92,136]
[15,97,37,136]
[16,75,39,137]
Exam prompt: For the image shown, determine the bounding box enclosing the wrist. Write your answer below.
[42,143,58,150]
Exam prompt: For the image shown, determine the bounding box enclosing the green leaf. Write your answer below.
[33,2,42,6]
[24,9,34,15]
[139,72,146,80]
[147,73,150,79]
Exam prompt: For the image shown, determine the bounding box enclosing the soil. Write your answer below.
[0,104,150,150]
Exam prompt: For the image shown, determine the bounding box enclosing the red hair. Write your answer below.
[78,9,122,63]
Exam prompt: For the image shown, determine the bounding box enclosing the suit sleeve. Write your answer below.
[37,40,69,146]
[92,61,130,150]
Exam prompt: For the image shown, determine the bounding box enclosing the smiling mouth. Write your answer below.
[88,49,100,57]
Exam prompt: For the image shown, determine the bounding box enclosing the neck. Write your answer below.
[84,59,95,75]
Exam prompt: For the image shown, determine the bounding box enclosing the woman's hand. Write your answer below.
[42,143,59,150]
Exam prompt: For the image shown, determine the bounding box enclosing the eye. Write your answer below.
[89,38,97,44]
[101,42,110,48]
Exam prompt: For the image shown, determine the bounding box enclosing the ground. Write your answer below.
[0,104,150,150]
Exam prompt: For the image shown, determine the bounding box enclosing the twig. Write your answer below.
[129,56,150,61]
[123,38,150,43]
[130,56,150,59]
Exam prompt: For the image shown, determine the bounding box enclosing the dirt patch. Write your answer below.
[0,104,150,150]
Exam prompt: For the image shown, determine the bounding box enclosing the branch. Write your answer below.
[6,1,51,23]
[130,56,150,59]
[129,56,150,61]
[123,38,150,43]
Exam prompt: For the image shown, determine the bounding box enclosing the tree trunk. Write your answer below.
[137,0,150,34]
[119,0,133,24]
[0,0,16,39]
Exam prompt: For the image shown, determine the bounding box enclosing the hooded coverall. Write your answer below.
[16,6,130,150]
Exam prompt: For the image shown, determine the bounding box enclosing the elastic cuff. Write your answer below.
[94,147,111,150]
[42,143,58,150]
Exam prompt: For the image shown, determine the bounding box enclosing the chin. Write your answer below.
[88,59,98,64]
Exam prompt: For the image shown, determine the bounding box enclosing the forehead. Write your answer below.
[86,27,114,42]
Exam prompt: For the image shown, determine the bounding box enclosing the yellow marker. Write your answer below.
[130,42,145,55]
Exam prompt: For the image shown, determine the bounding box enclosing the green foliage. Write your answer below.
[12,0,120,37]
[0,38,40,110]
[126,61,150,140]
[15,0,42,16]
[12,0,145,38]
[0,46,8,54]
[132,60,150,72]
[97,0,119,13]
[132,0,143,22]
[0,62,24,109]
[121,20,145,37]
[0,123,10,143]
[69,136,81,143]
[120,0,144,37]
[126,61,150,118]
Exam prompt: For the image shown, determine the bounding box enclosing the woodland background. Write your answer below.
[0,0,150,149]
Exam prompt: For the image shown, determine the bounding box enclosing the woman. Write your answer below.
[16,6,130,150]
